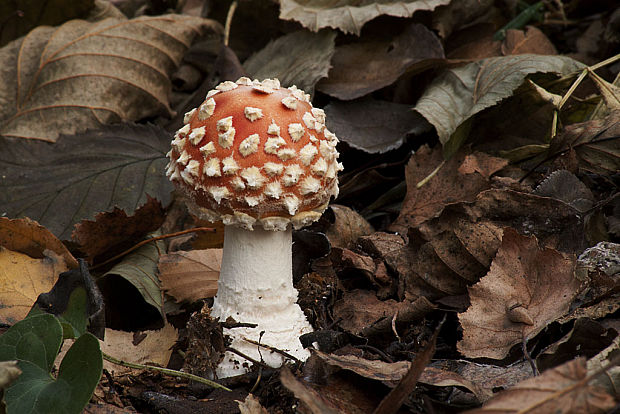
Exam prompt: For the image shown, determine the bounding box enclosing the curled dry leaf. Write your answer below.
[325,205,374,249]
[324,98,431,154]
[158,249,222,303]
[243,30,336,94]
[458,228,582,360]
[414,54,584,157]
[279,0,450,35]
[0,14,218,141]
[391,146,507,232]
[317,23,444,100]
[462,358,616,414]
[72,196,166,263]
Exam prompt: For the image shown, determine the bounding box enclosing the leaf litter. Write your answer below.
[0,0,619,413]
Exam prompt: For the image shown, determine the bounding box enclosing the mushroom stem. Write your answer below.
[211,225,312,378]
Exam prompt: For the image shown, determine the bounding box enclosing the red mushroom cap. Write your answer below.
[166,78,342,230]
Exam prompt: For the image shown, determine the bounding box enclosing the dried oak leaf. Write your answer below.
[458,228,582,360]
[391,146,507,232]
[0,14,218,142]
[463,358,615,414]
[0,123,173,240]
[73,196,165,263]
[279,0,450,35]
[414,54,584,158]
[317,23,444,100]
[243,29,336,94]
[158,249,222,303]
[324,97,431,153]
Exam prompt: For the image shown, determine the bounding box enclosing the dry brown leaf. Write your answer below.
[237,394,269,414]
[325,205,374,249]
[72,196,165,263]
[0,217,78,268]
[0,15,218,142]
[391,146,506,232]
[314,350,491,402]
[463,358,616,414]
[159,249,222,303]
[280,367,341,414]
[458,228,582,360]
[279,0,450,35]
[99,323,178,375]
[317,23,444,100]
[0,248,68,325]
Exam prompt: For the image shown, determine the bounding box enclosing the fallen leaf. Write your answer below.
[97,323,177,375]
[237,394,269,414]
[324,98,431,153]
[279,0,450,35]
[243,30,336,94]
[458,228,582,360]
[73,196,166,263]
[391,146,506,232]
[0,14,218,142]
[462,358,616,414]
[333,290,434,337]
[317,23,444,100]
[432,0,494,39]
[587,334,620,399]
[0,217,78,268]
[101,236,165,318]
[158,249,222,303]
[552,110,620,176]
[0,123,174,240]
[501,26,558,56]
[414,54,584,157]
[533,170,594,212]
[0,248,68,325]
[325,205,374,249]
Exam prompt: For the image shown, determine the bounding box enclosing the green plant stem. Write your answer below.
[102,352,231,391]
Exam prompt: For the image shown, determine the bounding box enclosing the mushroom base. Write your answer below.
[211,225,312,378]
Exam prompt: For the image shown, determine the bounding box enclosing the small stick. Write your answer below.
[90,227,216,270]
[102,352,231,391]
[223,1,238,47]
[522,336,539,376]
[226,346,273,370]
[243,337,301,364]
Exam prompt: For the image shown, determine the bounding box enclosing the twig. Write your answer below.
[522,336,539,376]
[243,337,302,364]
[226,346,273,370]
[102,352,231,391]
[223,1,238,47]
[90,227,216,270]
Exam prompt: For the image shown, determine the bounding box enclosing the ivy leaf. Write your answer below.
[0,123,173,240]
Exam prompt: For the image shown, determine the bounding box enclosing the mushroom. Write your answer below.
[165,78,342,378]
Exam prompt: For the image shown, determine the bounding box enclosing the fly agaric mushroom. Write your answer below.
[165,78,342,378]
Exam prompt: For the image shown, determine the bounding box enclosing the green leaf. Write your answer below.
[0,314,62,373]
[102,236,165,318]
[0,123,174,240]
[4,333,102,414]
[414,54,585,158]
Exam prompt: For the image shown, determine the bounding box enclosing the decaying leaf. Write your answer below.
[587,334,620,399]
[458,228,582,360]
[237,394,269,414]
[279,0,450,35]
[0,218,76,324]
[0,14,218,141]
[0,123,174,240]
[391,146,507,232]
[101,236,165,318]
[158,249,222,303]
[324,98,430,153]
[280,367,341,414]
[533,170,594,213]
[414,54,584,157]
[325,205,374,249]
[552,110,620,176]
[317,23,444,100]
[463,358,616,414]
[73,196,166,263]
[314,350,491,402]
[243,30,336,94]
[98,323,178,375]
